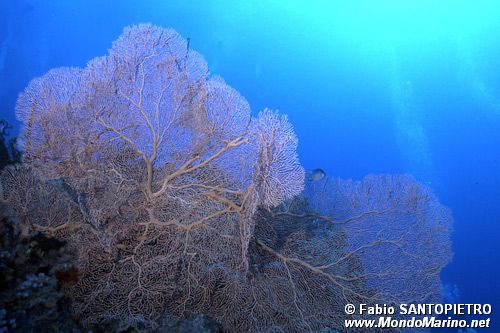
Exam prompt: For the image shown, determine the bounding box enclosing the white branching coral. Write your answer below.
[252,109,305,208]
[4,23,306,330]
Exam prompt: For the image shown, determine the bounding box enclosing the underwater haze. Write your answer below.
[1,0,500,331]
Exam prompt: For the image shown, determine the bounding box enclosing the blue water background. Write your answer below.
[1,1,499,330]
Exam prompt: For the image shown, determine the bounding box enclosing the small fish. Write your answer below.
[307,168,326,181]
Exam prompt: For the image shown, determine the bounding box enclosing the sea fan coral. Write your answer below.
[4,23,305,330]
[0,23,452,333]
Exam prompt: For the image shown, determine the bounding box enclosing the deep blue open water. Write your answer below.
[1,1,499,331]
